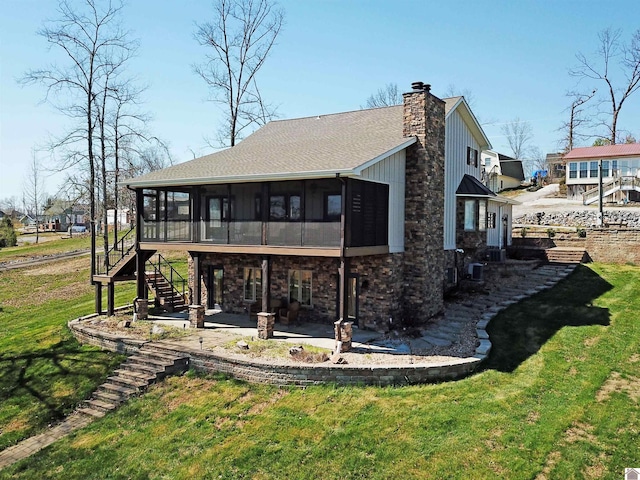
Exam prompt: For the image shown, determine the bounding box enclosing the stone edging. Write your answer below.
[68,317,482,386]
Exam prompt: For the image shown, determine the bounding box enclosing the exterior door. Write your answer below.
[206,265,224,309]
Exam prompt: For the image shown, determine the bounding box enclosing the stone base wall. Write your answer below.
[191,253,404,330]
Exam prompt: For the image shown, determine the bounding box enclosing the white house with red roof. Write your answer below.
[564,143,640,204]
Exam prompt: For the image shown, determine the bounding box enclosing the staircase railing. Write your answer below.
[146,254,187,311]
[95,228,137,275]
[582,176,640,205]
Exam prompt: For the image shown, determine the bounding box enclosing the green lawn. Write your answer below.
[1,263,639,479]
[0,254,134,451]
[0,234,91,263]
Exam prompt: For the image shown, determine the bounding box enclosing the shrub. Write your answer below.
[547,228,556,238]
[576,227,587,238]
[520,227,528,238]
[0,217,17,248]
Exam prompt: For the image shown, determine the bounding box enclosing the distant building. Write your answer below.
[481,151,525,192]
[545,152,564,183]
[564,143,640,203]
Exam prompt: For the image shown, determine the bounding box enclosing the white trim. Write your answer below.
[352,138,416,175]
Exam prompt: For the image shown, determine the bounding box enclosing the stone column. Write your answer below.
[135,298,149,320]
[334,319,353,353]
[257,312,275,339]
[189,305,205,328]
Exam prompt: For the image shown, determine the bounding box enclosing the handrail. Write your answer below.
[582,176,640,205]
[145,253,187,311]
[95,228,137,275]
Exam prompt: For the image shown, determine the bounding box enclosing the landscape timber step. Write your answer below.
[78,345,190,420]
[545,248,587,264]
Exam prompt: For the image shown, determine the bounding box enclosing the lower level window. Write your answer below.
[289,270,312,307]
[243,267,262,302]
[464,199,487,232]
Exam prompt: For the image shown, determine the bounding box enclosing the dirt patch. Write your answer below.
[595,371,640,403]
[22,257,88,276]
[535,450,561,480]
[247,389,288,416]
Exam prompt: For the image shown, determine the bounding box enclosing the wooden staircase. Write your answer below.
[77,345,189,419]
[145,270,187,313]
[545,247,588,264]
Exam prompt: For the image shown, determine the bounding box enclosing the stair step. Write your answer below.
[86,398,118,413]
[102,379,144,394]
[121,362,166,377]
[93,390,127,404]
[127,355,171,370]
[113,368,157,383]
[77,407,106,419]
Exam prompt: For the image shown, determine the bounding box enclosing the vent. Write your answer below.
[488,249,506,262]
[468,263,484,281]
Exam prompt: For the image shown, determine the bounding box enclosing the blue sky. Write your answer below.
[1,0,639,201]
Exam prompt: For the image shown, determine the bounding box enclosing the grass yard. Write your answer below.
[0,234,91,263]
[0,240,136,452]
[1,257,639,478]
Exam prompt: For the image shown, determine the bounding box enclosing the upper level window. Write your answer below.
[579,162,588,178]
[484,158,491,167]
[590,161,599,178]
[602,161,610,177]
[467,147,479,167]
[325,193,341,221]
[269,194,301,221]
[569,162,577,178]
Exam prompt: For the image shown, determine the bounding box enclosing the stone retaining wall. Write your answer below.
[68,318,481,386]
[515,210,640,228]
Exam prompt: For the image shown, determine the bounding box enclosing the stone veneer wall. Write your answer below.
[189,252,404,330]
[455,198,488,255]
[402,87,446,321]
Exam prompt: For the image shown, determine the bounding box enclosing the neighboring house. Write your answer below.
[107,208,130,227]
[19,214,37,227]
[481,151,525,192]
[0,210,5,220]
[545,152,564,183]
[564,144,640,203]
[109,82,515,330]
[43,200,87,232]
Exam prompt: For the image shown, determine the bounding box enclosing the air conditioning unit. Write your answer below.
[488,249,506,262]
[468,263,484,281]
[446,267,458,284]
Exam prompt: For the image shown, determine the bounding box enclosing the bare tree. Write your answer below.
[443,84,476,109]
[558,90,597,152]
[363,83,402,108]
[570,28,640,144]
[194,0,284,147]
[23,151,46,244]
[501,118,534,160]
[22,0,138,286]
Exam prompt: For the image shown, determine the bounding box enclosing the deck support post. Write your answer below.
[94,283,102,314]
[192,252,201,306]
[107,282,115,316]
[261,256,270,314]
[136,250,147,300]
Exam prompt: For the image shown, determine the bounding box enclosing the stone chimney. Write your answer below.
[402,82,445,322]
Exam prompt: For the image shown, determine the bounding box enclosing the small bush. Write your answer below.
[520,227,528,238]
[547,228,556,238]
[0,217,17,248]
[576,227,587,238]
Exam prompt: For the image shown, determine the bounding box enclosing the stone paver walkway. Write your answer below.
[0,412,92,470]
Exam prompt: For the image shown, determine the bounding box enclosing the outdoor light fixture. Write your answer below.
[199,337,203,350]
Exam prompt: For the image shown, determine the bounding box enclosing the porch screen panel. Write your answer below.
[141,190,158,240]
[165,191,191,241]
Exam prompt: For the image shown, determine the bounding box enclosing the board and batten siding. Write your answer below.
[360,150,406,253]
[486,201,513,248]
[444,109,483,250]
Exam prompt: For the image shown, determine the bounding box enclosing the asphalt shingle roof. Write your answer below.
[126,98,462,188]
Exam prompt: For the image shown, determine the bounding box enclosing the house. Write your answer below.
[106,82,516,330]
[545,152,564,183]
[43,200,87,232]
[481,151,525,192]
[564,143,640,203]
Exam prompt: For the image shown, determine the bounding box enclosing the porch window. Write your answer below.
[464,200,476,230]
[269,193,301,221]
[325,193,341,221]
[243,267,262,303]
[589,161,598,178]
[569,162,577,179]
[579,162,588,178]
[478,200,487,231]
[289,270,312,307]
